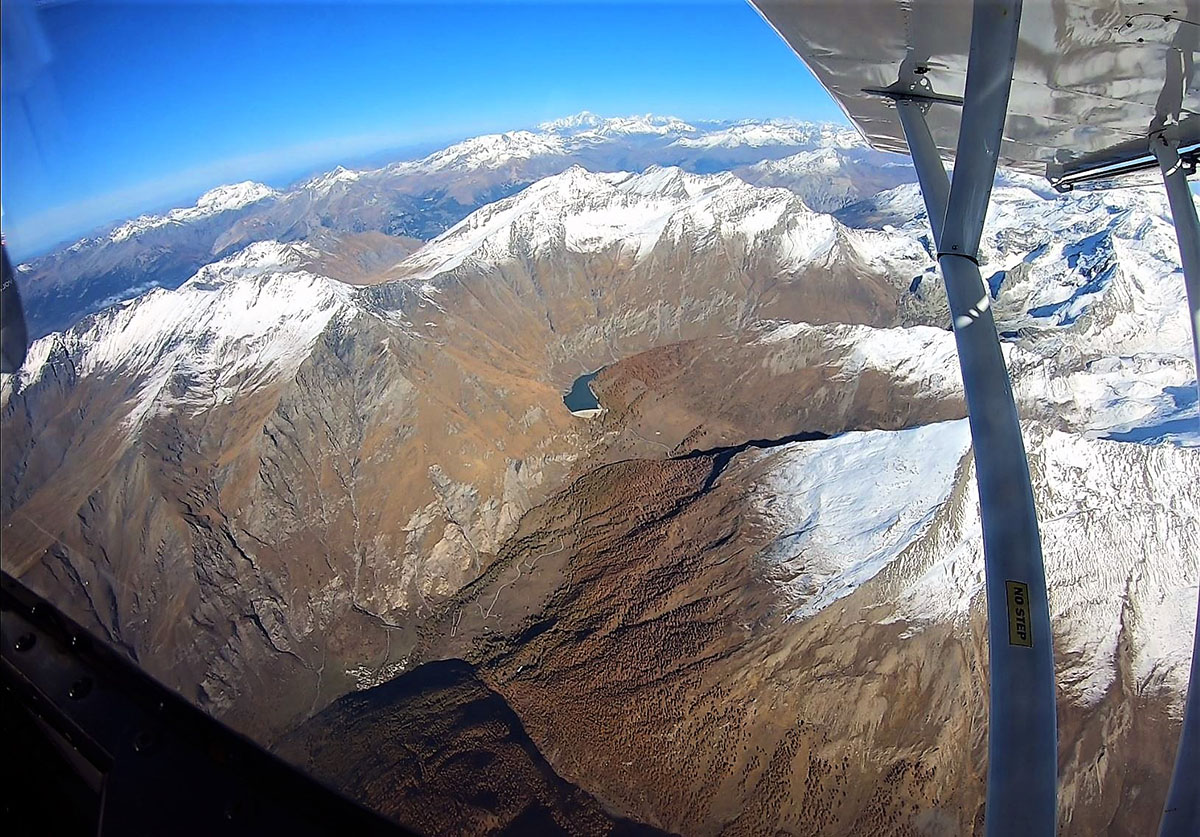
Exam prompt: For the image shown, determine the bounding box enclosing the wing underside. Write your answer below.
[752,0,1200,179]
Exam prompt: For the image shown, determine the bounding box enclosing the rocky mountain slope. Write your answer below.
[383,420,1193,835]
[839,175,1200,443]
[3,115,1198,834]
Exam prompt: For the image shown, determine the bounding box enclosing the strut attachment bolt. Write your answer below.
[68,677,93,700]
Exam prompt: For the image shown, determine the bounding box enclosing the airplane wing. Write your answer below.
[752,0,1200,185]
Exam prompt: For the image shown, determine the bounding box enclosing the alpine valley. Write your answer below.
[3,114,1197,836]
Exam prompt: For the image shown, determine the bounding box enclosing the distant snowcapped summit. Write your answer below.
[674,120,861,150]
[301,165,364,194]
[537,111,697,136]
[401,130,572,174]
[193,181,278,213]
[738,145,916,212]
[537,111,605,132]
[383,113,852,178]
[109,180,278,243]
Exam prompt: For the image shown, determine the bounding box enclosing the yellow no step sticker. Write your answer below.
[1006,580,1033,647]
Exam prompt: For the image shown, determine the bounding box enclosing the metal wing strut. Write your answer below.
[893,3,1058,833]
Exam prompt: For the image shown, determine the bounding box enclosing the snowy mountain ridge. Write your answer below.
[15,150,1196,451]
[38,113,854,260]
[537,111,699,136]
[8,164,935,426]
[15,113,913,342]
[8,241,354,431]
[380,113,853,177]
[108,181,279,243]
[388,165,929,284]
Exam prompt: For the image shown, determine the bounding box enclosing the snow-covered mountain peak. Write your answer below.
[751,145,854,175]
[403,130,571,173]
[735,143,920,213]
[377,114,857,181]
[184,240,319,288]
[382,164,935,294]
[7,240,353,427]
[539,111,698,137]
[621,165,737,200]
[584,113,698,137]
[302,165,364,193]
[108,181,278,244]
[537,110,605,132]
[674,119,861,150]
[193,181,278,213]
[388,165,858,283]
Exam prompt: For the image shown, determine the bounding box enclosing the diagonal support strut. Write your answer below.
[1152,133,1200,837]
[897,2,1058,834]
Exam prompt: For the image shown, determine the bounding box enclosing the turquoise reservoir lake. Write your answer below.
[563,370,601,412]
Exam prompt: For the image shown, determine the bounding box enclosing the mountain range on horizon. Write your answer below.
[13,113,895,339]
[3,112,1198,835]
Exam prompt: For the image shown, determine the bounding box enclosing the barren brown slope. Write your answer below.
[279,657,672,837]
[581,328,964,460]
[400,450,979,835]
[386,439,1182,836]
[372,224,936,389]
[1,307,589,734]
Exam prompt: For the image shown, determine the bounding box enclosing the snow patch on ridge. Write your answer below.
[758,421,1200,709]
[754,419,1198,708]
[758,321,964,399]
[753,420,973,621]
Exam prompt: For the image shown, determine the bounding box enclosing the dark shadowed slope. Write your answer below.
[278,658,671,837]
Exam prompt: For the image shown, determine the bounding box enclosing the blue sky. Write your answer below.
[1,1,843,256]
